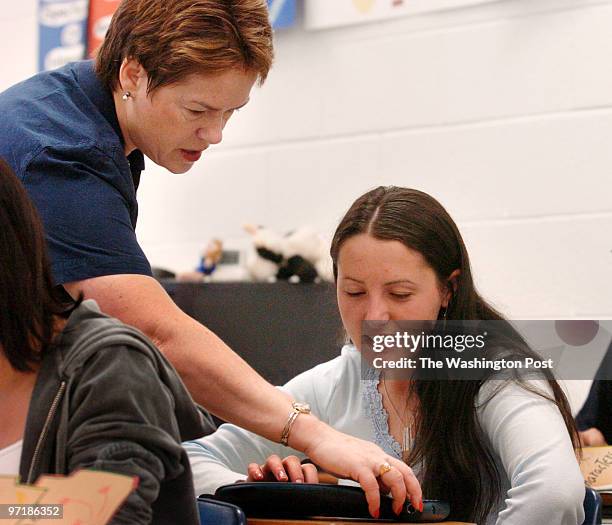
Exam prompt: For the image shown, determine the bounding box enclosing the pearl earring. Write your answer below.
[122,92,132,101]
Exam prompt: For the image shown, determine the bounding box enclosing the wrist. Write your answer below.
[286,412,328,452]
[280,402,311,446]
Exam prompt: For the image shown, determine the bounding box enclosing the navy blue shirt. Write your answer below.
[0,60,152,285]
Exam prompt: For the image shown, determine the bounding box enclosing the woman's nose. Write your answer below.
[196,117,223,145]
[365,298,391,322]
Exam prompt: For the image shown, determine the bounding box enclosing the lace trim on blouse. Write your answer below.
[361,365,403,459]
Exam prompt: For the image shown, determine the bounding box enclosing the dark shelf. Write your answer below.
[162,281,344,388]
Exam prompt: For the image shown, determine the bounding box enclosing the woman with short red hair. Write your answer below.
[0,1,418,515]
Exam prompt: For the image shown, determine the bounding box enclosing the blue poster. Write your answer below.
[267,0,296,29]
[38,0,89,72]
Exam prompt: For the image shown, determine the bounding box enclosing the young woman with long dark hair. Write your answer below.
[186,186,585,524]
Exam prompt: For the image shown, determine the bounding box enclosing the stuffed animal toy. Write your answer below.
[244,225,285,282]
[197,239,223,276]
[244,225,333,283]
[177,238,224,282]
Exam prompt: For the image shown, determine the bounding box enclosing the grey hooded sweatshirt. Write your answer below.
[18,300,215,524]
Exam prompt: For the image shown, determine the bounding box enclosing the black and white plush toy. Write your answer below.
[244,224,333,283]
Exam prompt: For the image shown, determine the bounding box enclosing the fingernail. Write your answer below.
[373,509,380,519]
[255,471,263,480]
[419,501,424,513]
[278,470,287,481]
[295,478,304,483]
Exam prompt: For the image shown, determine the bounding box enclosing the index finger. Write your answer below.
[261,454,288,481]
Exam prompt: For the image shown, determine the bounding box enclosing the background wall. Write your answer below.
[146,0,612,319]
[2,0,611,409]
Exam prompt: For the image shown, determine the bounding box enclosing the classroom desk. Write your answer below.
[247,518,474,525]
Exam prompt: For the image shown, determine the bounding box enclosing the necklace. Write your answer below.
[381,375,413,455]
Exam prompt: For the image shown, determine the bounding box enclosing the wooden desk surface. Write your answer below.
[248,518,473,525]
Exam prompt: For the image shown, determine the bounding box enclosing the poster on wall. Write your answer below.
[39,0,295,72]
[38,0,89,71]
[305,0,501,30]
[268,0,296,29]
[88,1,296,56]
[88,0,121,56]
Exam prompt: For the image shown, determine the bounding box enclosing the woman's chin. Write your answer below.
[161,158,194,174]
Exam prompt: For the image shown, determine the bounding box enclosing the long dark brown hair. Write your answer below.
[0,158,79,372]
[330,186,579,524]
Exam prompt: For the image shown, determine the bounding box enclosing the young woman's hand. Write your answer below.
[579,427,607,447]
[246,454,319,483]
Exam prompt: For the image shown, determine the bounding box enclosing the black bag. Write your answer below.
[213,482,450,522]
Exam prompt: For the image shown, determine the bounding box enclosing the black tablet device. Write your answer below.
[214,482,450,522]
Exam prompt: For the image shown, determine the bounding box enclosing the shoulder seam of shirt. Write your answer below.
[18,144,45,177]
[24,142,126,179]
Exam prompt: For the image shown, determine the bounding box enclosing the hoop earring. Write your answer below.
[122,92,132,101]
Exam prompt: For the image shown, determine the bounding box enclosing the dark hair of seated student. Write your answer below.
[0,159,81,371]
[0,156,211,524]
[330,186,580,524]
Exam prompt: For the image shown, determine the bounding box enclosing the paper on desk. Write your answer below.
[580,446,612,491]
[0,469,137,525]
[0,476,45,525]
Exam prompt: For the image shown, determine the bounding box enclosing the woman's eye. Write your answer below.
[186,108,205,116]
[345,291,365,297]
[391,293,412,300]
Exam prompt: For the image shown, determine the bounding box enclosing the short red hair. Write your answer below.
[95,0,274,92]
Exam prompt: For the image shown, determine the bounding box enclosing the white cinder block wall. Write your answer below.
[136,0,612,411]
[2,0,611,410]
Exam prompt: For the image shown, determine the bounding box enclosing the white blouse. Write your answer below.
[185,345,586,525]
[0,440,22,475]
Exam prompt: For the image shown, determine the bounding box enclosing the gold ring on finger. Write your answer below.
[379,462,393,477]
